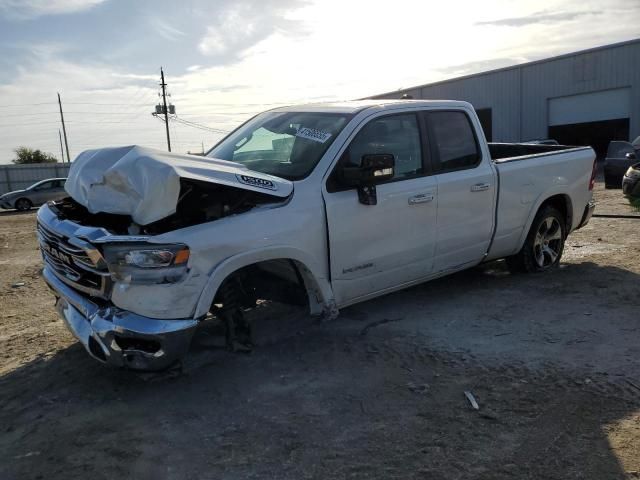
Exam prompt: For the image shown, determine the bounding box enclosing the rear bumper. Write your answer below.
[43,266,199,370]
[577,200,596,229]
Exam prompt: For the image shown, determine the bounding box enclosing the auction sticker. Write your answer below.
[296,127,332,143]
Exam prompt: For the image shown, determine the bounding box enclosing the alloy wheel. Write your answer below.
[533,217,562,268]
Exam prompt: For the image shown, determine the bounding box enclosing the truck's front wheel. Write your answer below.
[507,205,566,273]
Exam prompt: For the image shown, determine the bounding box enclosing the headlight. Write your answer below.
[102,243,190,284]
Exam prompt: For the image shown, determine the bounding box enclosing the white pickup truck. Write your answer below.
[37,100,596,370]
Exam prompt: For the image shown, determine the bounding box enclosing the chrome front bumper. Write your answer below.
[43,266,199,370]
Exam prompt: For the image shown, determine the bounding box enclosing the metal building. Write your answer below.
[368,39,640,158]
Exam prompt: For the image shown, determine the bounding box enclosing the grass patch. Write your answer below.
[628,196,640,212]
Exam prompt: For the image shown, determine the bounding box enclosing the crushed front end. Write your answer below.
[37,202,199,370]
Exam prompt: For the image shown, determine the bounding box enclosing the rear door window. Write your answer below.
[427,111,481,172]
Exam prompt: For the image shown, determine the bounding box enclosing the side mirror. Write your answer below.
[626,152,637,160]
[342,154,395,186]
[341,154,395,205]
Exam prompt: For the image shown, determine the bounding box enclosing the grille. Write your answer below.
[37,221,112,299]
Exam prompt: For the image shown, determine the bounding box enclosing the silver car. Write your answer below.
[0,178,68,211]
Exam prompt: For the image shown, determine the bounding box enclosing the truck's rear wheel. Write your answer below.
[507,205,566,273]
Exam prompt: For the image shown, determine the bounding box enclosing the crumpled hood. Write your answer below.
[65,145,293,225]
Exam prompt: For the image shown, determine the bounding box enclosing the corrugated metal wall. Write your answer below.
[369,39,640,143]
[0,163,71,195]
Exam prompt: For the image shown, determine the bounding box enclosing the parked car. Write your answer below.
[604,137,640,188]
[37,100,597,370]
[622,163,640,197]
[0,178,67,211]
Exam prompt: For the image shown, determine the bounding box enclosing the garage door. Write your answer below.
[548,88,631,126]
[548,88,631,159]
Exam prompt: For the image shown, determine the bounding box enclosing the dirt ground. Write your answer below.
[1,181,639,480]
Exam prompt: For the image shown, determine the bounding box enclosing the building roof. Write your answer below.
[367,38,640,99]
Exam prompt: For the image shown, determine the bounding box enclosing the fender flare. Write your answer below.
[514,189,573,253]
[193,246,335,318]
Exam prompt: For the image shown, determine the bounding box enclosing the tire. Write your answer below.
[507,205,566,273]
[14,198,32,211]
[215,278,253,352]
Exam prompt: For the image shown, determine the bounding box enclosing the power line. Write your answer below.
[0,102,57,108]
[0,110,152,118]
[172,115,230,134]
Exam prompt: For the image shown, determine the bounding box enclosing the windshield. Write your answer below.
[207,111,352,180]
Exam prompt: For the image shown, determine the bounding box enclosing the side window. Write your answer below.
[428,111,480,172]
[33,181,53,191]
[344,113,423,181]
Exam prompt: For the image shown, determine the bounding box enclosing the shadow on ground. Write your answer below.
[1,261,639,479]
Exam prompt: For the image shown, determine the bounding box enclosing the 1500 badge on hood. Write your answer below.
[236,174,277,190]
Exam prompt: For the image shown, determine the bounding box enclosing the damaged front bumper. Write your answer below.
[43,266,199,370]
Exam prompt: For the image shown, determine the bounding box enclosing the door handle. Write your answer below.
[408,193,434,205]
[471,183,490,192]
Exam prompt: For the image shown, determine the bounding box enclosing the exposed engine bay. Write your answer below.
[50,178,287,235]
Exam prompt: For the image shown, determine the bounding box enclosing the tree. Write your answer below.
[12,147,58,164]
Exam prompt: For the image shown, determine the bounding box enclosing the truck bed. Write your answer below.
[487,145,595,261]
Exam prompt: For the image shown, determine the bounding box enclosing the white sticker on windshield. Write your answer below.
[296,127,332,143]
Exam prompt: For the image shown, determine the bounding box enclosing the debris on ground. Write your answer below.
[464,390,480,410]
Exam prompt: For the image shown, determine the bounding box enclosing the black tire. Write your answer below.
[215,278,253,352]
[14,198,32,211]
[507,205,566,273]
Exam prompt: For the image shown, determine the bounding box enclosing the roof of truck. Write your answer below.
[270,99,471,114]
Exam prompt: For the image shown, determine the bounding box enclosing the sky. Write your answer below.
[0,0,638,163]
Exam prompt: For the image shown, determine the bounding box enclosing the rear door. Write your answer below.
[323,112,438,305]
[424,110,496,272]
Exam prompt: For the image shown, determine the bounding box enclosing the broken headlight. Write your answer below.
[102,243,190,284]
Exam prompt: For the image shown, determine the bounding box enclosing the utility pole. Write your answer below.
[160,67,171,152]
[57,93,71,162]
[58,129,65,163]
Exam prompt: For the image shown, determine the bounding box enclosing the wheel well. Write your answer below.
[539,194,572,234]
[212,258,317,313]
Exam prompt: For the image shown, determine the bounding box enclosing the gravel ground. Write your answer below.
[1,181,639,480]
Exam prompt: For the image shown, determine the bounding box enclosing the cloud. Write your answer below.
[0,0,107,19]
[150,17,186,41]
[197,0,307,63]
[475,9,601,27]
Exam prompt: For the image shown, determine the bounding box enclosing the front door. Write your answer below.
[323,112,438,305]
